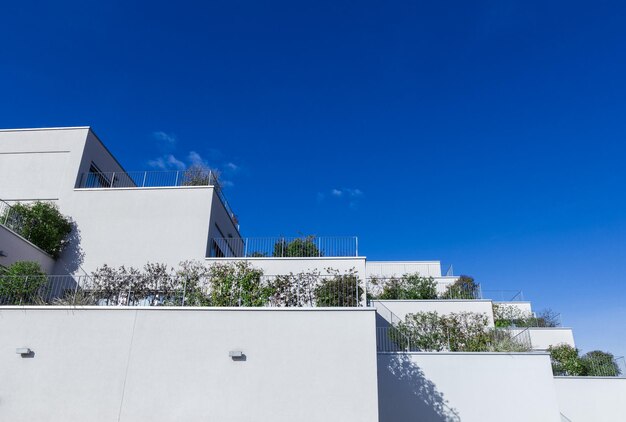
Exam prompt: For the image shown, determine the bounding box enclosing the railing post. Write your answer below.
[110,172,115,188]
[72,276,81,306]
[142,171,147,187]
[175,171,179,186]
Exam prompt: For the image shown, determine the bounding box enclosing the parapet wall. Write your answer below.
[0,306,379,422]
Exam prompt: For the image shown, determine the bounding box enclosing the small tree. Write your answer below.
[582,351,622,376]
[377,273,438,300]
[182,165,219,186]
[314,268,362,307]
[5,202,72,258]
[0,261,46,305]
[549,344,586,376]
[531,309,561,328]
[273,236,321,257]
[441,275,479,299]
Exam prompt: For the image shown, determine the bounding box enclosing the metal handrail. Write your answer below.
[210,236,359,258]
[76,170,238,228]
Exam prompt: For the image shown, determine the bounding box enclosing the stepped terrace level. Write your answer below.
[0,127,240,273]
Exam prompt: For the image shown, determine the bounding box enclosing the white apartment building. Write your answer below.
[0,127,624,422]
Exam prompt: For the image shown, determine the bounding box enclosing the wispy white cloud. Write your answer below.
[152,131,176,145]
[148,154,186,171]
[332,188,363,198]
[188,151,208,167]
[225,162,239,172]
[323,188,364,209]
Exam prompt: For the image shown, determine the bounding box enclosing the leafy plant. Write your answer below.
[377,273,438,300]
[486,330,532,352]
[272,236,321,257]
[440,275,479,299]
[269,270,319,306]
[181,164,219,186]
[493,304,561,328]
[314,268,362,307]
[4,202,72,258]
[549,344,586,376]
[207,261,268,306]
[0,261,46,305]
[395,311,493,352]
[395,311,447,351]
[493,304,534,328]
[582,351,622,377]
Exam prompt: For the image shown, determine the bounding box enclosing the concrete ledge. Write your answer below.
[0,305,376,312]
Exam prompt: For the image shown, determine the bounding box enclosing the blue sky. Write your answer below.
[2,0,626,356]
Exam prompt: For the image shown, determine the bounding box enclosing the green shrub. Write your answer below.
[273,236,321,257]
[440,275,479,299]
[377,273,438,300]
[395,311,493,352]
[182,165,218,186]
[549,344,586,376]
[269,270,319,306]
[582,351,622,376]
[0,261,46,305]
[4,201,72,258]
[207,261,268,306]
[314,268,362,307]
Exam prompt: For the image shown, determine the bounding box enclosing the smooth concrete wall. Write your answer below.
[366,261,443,277]
[0,225,56,272]
[0,307,379,422]
[373,300,496,327]
[0,127,89,202]
[65,187,215,272]
[207,189,242,257]
[509,327,575,350]
[554,377,626,422]
[206,256,367,278]
[377,352,561,422]
[75,130,127,188]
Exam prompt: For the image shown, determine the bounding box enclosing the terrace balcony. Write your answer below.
[75,169,238,227]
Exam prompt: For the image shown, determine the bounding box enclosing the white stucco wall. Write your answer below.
[508,327,575,350]
[554,377,626,422]
[377,352,561,422]
[366,261,443,278]
[0,225,56,273]
[63,187,215,273]
[0,306,379,422]
[373,300,496,327]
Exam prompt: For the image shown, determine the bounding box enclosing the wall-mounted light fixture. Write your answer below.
[229,350,246,361]
[16,348,32,355]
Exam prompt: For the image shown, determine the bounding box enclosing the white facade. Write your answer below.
[0,307,379,422]
[0,127,240,274]
[554,377,626,422]
[378,352,562,422]
[0,225,56,273]
[0,126,620,421]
